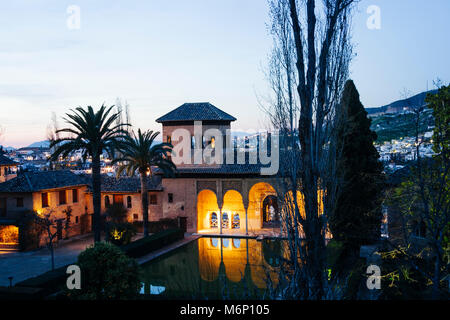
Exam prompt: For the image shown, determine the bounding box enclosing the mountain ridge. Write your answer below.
[366,89,438,115]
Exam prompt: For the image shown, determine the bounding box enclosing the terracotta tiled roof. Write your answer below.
[0,170,88,193]
[95,175,163,193]
[156,102,236,123]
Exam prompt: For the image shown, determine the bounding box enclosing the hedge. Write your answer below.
[132,218,179,234]
[121,228,184,258]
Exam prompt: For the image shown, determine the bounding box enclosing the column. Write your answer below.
[219,208,223,235]
[245,207,248,236]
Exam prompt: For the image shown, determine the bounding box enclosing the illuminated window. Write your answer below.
[232,238,241,248]
[222,238,229,248]
[222,212,229,229]
[211,137,215,149]
[232,213,240,229]
[210,212,218,228]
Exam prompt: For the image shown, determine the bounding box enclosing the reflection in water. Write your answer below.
[140,237,287,299]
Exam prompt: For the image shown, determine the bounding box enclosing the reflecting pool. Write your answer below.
[140,237,287,299]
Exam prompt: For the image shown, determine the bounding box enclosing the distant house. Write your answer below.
[0,154,18,183]
[0,170,90,249]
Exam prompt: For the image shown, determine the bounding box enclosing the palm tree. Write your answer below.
[113,129,175,237]
[49,105,129,242]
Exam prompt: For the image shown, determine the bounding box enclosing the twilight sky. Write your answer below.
[0,0,449,148]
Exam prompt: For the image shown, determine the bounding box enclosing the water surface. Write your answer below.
[140,237,286,299]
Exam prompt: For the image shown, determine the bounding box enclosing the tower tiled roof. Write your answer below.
[156,102,236,123]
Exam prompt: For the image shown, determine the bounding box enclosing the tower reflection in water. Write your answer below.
[141,237,287,299]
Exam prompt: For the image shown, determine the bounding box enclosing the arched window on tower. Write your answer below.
[210,212,218,228]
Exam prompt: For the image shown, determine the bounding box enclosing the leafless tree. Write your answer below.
[47,112,61,170]
[34,209,70,271]
[263,0,355,299]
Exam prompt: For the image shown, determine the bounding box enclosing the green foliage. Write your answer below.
[108,222,137,246]
[385,84,450,298]
[378,247,431,300]
[426,84,450,160]
[330,80,385,247]
[69,242,141,300]
[122,228,184,258]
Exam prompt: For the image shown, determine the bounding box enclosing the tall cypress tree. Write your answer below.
[330,80,385,249]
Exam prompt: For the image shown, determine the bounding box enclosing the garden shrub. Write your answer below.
[108,222,137,246]
[69,242,141,300]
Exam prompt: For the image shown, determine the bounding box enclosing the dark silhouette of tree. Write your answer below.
[330,80,385,249]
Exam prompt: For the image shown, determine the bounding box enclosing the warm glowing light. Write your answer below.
[0,225,19,245]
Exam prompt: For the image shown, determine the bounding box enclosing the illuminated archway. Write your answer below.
[222,190,245,232]
[248,182,277,230]
[262,195,280,227]
[197,189,220,231]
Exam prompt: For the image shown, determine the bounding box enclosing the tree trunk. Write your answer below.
[140,171,149,237]
[92,155,102,242]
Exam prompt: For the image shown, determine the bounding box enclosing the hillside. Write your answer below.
[370,108,434,143]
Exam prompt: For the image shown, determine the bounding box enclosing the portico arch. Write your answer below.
[248,182,277,230]
[197,189,220,231]
[222,190,245,231]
